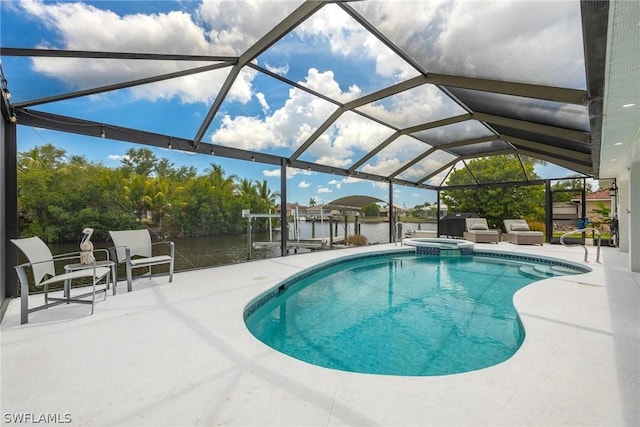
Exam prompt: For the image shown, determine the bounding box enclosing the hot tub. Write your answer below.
[402,237,475,255]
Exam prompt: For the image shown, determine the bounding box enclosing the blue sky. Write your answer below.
[1,0,592,207]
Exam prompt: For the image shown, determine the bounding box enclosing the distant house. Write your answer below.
[571,189,614,223]
[285,202,307,216]
[304,205,337,219]
[379,204,408,219]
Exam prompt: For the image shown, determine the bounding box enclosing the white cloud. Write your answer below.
[358,84,464,129]
[353,0,585,88]
[371,181,389,191]
[264,62,289,75]
[108,154,127,161]
[439,1,584,87]
[210,69,340,150]
[296,4,416,81]
[298,180,311,188]
[302,68,361,103]
[18,0,296,105]
[305,111,395,168]
[263,167,314,179]
[213,115,285,150]
[289,168,314,177]
[327,179,342,189]
[317,187,332,193]
[361,157,405,177]
[197,0,298,55]
[262,168,281,177]
[256,92,270,113]
[343,176,364,184]
[19,0,447,172]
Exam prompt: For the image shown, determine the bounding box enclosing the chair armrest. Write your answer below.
[151,241,175,257]
[150,240,174,247]
[52,248,110,264]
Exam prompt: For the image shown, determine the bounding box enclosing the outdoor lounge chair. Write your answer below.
[11,236,111,324]
[109,229,174,292]
[463,218,500,243]
[503,219,544,245]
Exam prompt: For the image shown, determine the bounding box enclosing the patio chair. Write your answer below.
[463,218,500,243]
[11,236,111,324]
[109,229,174,292]
[503,219,544,245]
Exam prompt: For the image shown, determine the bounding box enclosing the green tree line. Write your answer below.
[441,155,588,231]
[17,145,280,242]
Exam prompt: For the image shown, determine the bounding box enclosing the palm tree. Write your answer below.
[205,163,237,193]
[238,178,255,198]
[122,174,152,220]
[308,197,316,207]
[256,179,279,209]
[146,177,172,231]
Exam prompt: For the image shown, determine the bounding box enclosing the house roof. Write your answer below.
[326,195,385,209]
[571,188,612,202]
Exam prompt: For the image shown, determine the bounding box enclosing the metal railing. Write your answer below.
[560,227,601,263]
[394,222,413,245]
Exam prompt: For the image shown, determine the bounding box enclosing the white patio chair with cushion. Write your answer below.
[109,229,174,292]
[503,219,544,245]
[11,236,111,324]
[462,218,500,243]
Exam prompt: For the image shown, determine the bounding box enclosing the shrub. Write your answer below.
[345,234,368,246]
[525,219,545,233]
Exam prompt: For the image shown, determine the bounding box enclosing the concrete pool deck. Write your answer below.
[1,242,639,426]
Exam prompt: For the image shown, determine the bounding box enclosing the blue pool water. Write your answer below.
[245,252,584,376]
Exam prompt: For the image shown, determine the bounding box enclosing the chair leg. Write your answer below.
[111,264,117,296]
[169,260,174,283]
[104,272,109,301]
[126,262,133,292]
[91,278,96,315]
[16,266,30,325]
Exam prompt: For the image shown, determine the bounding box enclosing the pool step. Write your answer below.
[518,265,575,279]
[549,265,580,274]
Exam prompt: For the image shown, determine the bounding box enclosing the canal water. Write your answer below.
[49,221,436,272]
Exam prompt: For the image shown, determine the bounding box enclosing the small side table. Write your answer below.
[64,260,117,296]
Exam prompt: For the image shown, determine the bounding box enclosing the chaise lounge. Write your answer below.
[463,218,500,243]
[503,219,544,245]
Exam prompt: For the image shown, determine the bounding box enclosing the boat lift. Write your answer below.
[243,209,348,260]
[242,209,281,260]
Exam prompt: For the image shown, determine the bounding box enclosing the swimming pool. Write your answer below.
[244,250,589,376]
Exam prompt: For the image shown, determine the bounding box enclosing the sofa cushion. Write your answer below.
[470,223,488,230]
[511,223,530,231]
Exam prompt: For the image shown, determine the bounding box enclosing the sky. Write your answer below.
[1,0,593,207]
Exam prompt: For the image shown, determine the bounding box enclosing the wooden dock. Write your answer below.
[253,235,345,251]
